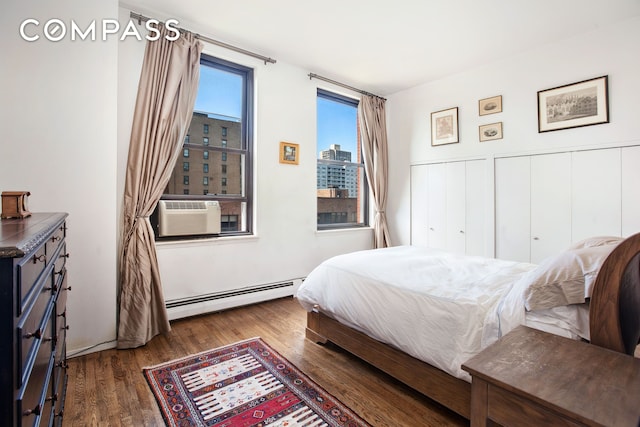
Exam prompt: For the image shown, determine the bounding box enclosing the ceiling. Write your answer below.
[122,0,640,96]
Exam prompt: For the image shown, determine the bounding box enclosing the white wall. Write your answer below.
[386,16,640,246]
[1,1,119,354]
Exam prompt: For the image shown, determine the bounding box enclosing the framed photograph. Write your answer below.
[479,122,503,142]
[537,75,609,133]
[479,95,502,116]
[279,141,299,165]
[431,107,459,146]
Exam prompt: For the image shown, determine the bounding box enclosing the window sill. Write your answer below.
[315,226,373,235]
[155,233,259,248]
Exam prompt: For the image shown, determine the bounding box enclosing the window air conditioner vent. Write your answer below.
[158,200,221,237]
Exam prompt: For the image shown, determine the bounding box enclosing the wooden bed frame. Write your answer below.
[305,233,640,419]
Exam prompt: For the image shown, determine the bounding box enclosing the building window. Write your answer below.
[161,54,253,237]
[183,176,189,185]
[185,135,190,143]
[183,162,189,171]
[221,164,227,174]
[316,89,367,229]
[222,177,227,187]
[183,148,189,158]
[221,139,227,147]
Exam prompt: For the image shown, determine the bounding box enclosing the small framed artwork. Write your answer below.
[479,95,502,116]
[479,122,503,142]
[279,141,299,164]
[537,75,609,133]
[431,107,459,146]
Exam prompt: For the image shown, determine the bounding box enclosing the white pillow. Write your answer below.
[522,243,620,311]
[568,235,624,250]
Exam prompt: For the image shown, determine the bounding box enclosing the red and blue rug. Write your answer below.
[143,337,371,426]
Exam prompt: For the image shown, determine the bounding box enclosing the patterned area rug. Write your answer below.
[143,337,371,426]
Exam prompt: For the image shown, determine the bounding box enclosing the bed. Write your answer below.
[296,233,640,419]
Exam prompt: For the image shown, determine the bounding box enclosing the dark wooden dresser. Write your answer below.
[0,213,70,427]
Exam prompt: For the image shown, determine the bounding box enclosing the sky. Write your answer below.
[316,97,358,158]
[194,64,358,158]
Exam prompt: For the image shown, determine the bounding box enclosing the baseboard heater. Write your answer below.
[165,279,302,320]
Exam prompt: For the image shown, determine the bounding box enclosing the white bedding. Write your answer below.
[296,246,538,381]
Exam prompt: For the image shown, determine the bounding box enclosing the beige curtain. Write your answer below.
[358,95,391,249]
[117,25,203,349]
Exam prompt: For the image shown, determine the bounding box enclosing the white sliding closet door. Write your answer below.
[495,156,531,262]
[410,165,429,247]
[446,161,466,254]
[530,153,571,263]
[465,160,487,256]
[572,149,621,241]
[427,163,446,250]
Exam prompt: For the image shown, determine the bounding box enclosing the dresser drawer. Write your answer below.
[51,243,68,291]
[54,270,69,353]
[45,223,66,261]
[17,285,54,387]
[16,242,48,314]
[17,332,54,426]
[488,384,582,427]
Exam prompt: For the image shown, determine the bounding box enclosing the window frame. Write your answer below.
[156,54,254,239]
[316,89,369,231]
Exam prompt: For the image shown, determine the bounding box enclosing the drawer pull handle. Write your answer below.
[60,253,70,259]
[63,286,72,291]
[58,310,67,318]
[51,235,61,242]
[25,328,42,339]
[32,254,46,264]
[46,393,59,403]
[23,403,42,417]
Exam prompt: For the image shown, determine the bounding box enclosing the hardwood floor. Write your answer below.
[63,297,468,426]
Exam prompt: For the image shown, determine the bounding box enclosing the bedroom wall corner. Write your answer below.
[1,0,120,356]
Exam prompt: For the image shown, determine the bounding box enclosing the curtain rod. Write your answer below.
[129,11,277,65]
[308,73,386,100]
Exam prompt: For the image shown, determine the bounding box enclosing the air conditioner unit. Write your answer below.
[158,200,221,237]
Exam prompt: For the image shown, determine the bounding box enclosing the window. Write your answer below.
[316,89,367,229]
[221,165,227,174]
[161,54,253,236]
[183,162,189,171]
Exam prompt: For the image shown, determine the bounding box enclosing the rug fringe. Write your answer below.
[141,336,262,371]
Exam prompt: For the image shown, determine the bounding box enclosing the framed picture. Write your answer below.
[279,141,299,164]
[537,75,609,133]
[479,122,503,142]
[431,107,459,146]
[479,95,502,116]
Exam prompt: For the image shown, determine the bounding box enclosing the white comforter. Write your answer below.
[296,246,536,381]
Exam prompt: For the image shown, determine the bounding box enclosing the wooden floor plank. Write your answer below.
[63,297,468,426]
